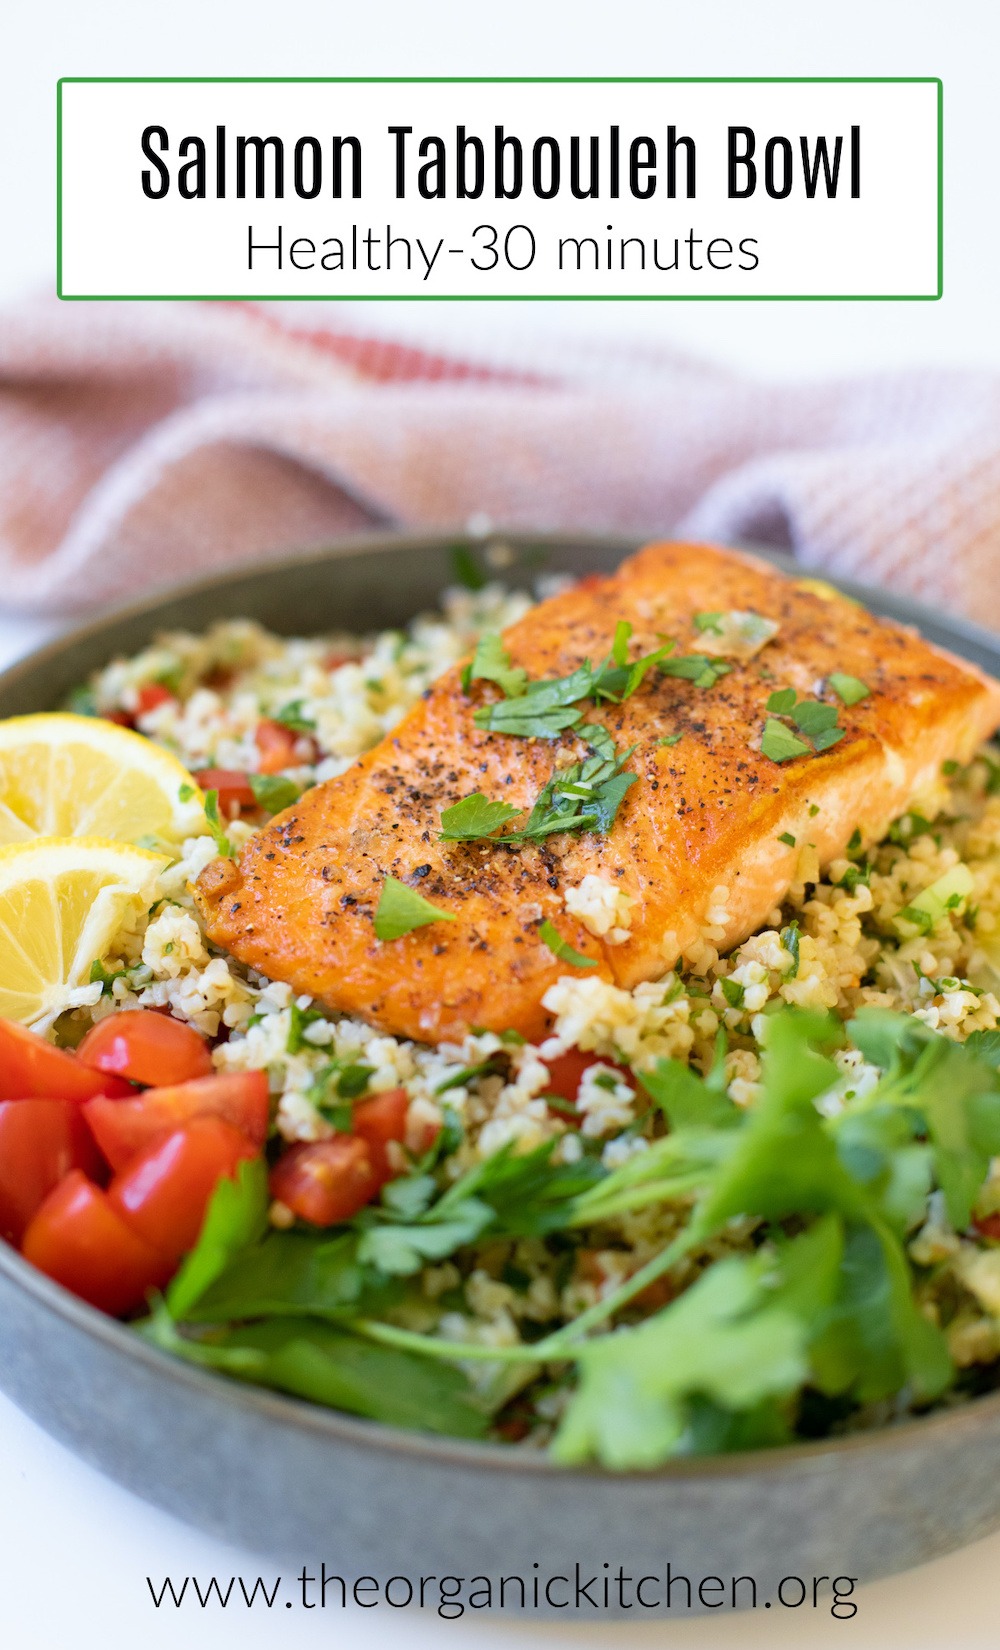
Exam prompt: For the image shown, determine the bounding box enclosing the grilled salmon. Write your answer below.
[196,542,1000,1043]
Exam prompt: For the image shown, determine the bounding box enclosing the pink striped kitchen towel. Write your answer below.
[2,296,999,624]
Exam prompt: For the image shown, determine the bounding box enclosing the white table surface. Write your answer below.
[2,609,1000,1648]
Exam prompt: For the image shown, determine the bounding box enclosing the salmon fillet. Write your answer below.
[196,542,1000,1044]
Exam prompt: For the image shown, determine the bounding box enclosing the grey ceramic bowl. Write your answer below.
[2,530,1000,1615]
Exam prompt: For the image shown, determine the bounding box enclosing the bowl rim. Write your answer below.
[4,526,1000,1484]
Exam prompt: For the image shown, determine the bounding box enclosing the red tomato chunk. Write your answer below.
[270,1137,378,1226]
[194,769,256,818]
[352,1088,411,1186]
[22,1171,170,1316]
[77,1010,213,1087]
[255,719,307,775]
[84,1070,270,1172]
[109,1118,256,1262]
[0,1100,104,1244]
[0,1018,132,1103]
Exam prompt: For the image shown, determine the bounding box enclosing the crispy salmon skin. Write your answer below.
[196,542,1000,1043]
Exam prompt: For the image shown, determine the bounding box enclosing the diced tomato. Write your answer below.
[0,1100,105,1244]
[541,1049,635,1107]
[21,1171,170,1316]
[352,1088,410,1185]
[254,718,315,774]
[135,682,175,716]
[77,1010,213,1087]
[104,710,135,728]
[322,649,356,671]
[974,1212,1000,1241]
[84,1070,270,1172]
[0,1018,133,1104]
[194,768,256,818]
[270,1137,378,1226]
[109,1118,257,1262]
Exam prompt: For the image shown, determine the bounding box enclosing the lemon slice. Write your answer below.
[0,713,205,847]
[0,837,167,1028]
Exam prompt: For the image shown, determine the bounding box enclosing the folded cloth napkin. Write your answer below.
[2,296,999,625]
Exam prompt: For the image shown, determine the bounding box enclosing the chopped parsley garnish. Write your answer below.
[780,921,801,976]
[657,733,683,748]
[439,731,637,847]
[692,610,779,660]
[538,919,599,970]
[273,700,316,734]
[439,794,522,842]
[761,718,811,764]
[809,804,820,817]
[941,759,960,777]
[761,689,846,763]
[827,672,870,707]
[472,623,674,741]
[178,782,196,802]
[287,1002,325,1054]
[203,789,237,858]
[450,543,488,591]
[720,978,745,1009]
[659,654,731,689]
[693,611,725,636]
[373,876,456,942]
[435,1055,506,1094]
[895,866,974,935]
[249,773,302,814]
[778,832,796,847]
[461,632,527,700]
[89,958,128,994]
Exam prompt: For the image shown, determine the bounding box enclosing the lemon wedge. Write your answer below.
[0,837,167,1028]
[0,713,205,847]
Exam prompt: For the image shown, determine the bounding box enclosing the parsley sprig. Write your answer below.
[761,688,846,764]
[440,726,637,847]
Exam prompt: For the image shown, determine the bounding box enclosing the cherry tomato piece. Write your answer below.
[0,1018,132,1103]
[974,1212,1000,1241]
[76,1010,213,1087]
[541,1049,634,1105]
[194,769,256,818]
[109,1118,257,1262]
[22,1171,170,1316]
[270,1137,378,1226]
[84,1070,270,1172]
[352,1088,410,1185]
[0,1100,105,1244]
[135,683,175,716]
[254,719,314,774]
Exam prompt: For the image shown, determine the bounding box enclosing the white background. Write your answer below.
[4,1,1000,1646]
[59,79,938,298]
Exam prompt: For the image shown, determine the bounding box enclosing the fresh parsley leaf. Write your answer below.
[66,684,99,717]
[780,921,801,976]
[657,733,682,748]
[434,1056,506,1094]
[693,611,724,636]
[551,1249,811,1468]
[790,699,840,739]
[466,632,527,699]
[640,1058,740,1131]
[178,782,195,802]
[179,1229,398,1324]
[143,1310,487,1438]
[273,700,316,734]
[828,673,870,707]
[203,789,237,858]
[720,978,745,1010]
[373,876,456,942]
[249,773,302,814]
[451,543,488,591]
[439,793,522,842]
[660,654,731,689]
[539,919,599,970]
[287,1001,325,1054]
[778,831,796,847]
[165,1157,270,1321]
[89,958,127,994]
[767,687,797,714]
[761,718,811,763]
